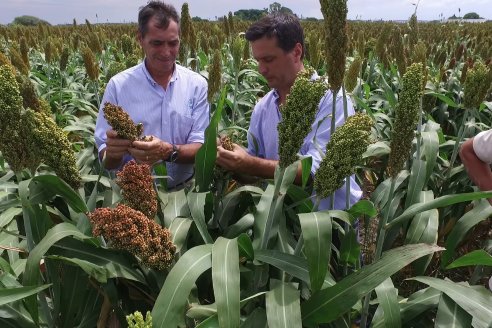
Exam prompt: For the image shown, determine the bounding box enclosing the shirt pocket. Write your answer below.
[168,110,194,143]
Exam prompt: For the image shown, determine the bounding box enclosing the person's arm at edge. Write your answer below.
[459,137,492,204]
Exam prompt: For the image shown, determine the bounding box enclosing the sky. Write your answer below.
[1,0,491,25]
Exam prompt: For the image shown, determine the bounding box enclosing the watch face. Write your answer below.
[170,150,179,162]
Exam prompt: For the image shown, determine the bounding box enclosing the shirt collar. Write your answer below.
[141,59,178,87]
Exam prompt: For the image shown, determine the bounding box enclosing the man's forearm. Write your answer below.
[238,156,304,184]
[460,138,492,191]
[173,143,202,164]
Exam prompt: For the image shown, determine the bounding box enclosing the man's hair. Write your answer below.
[138,1,180,37]
[245,13,305,59]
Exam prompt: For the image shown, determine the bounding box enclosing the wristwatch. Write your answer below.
[168,144,179,162]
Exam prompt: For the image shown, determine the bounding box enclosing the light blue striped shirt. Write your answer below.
[95,61,209,188]
[247,89,362,210]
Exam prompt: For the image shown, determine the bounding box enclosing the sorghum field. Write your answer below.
[0,2,491,327]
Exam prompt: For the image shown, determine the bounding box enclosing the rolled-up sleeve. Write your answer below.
[473,129,492,164]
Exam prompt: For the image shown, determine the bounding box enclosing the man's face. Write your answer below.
[138,17,180,76]
[250,36,301,92]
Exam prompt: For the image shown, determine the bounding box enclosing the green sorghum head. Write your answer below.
[344,55,362,92]
[121,34,134,56]
[126,311,152,328]
[320,0,348,93]
[387,62,424,178]
[22,109,81,188]
[278,67,327,169]
[9,47,29,76]
[207,49,222,103]
[463,61,491,109]
[59,47,69,71]
[314,113,373,199]
[81,45,99,81]
[0,64,41,173]
[103,102,143,141]
[231,36,244,72]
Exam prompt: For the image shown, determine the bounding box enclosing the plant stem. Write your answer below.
[360,176,396,327]
[447,109,469,176]
[259,167,285,250]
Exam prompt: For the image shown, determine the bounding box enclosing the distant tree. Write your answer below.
[303,17,319,22]
[268,2,295,16]
[463,12,481,19]
[269,2,282,13]
[12,15,51,26]
[234,9,267,21]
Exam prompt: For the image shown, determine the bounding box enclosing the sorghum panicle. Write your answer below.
[103,102,144,141]
[278,68,327,168]
[388,63,424,177]
[89,204,176,270]
[22,109,82,188]
[116,160,158,219]
[320,0,348,92]
[314,113,373,199]
[126,311,152,328]
[207,49,222,103]
[344,56,362,92]
[82,45,99,81]
[463,61,491,110]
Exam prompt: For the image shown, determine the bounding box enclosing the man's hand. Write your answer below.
[130,136,173,165]
[216,144,251,173]
[102,130,132,169]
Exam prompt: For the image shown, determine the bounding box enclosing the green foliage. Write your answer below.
[463,12,481,19]
[11,15,50,26]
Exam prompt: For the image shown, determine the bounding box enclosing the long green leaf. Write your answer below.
[441,199,492,267]
[255,250,335,289]
[446,250,492,269]
[300,156,312,189]
[0,285,50,306]
[187,191,214,244]
[169,217,193,253]
[435,293,472,328]
[388,191,492,228]
[266,280,302,328]
[298,211,331,292]
[254,163,297,250]
[371,287,441,328]
[421,131,439,184]
[195,87,226,192]
[405,191,438,275]
[241,308,268,328]
[404,159,427,209]
[152,244,213,327]
[162,189,190,227]
[339,227,360,266]
[411,277,492,327]
[374,278,401,328]
[29,175,87,213]
[49,238,145,283]
[22,223,89,324]
[212,237,240,328]
[301,244,443,325]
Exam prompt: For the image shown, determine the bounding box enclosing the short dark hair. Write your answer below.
[138,1,180,37]
[245,13,305,59]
